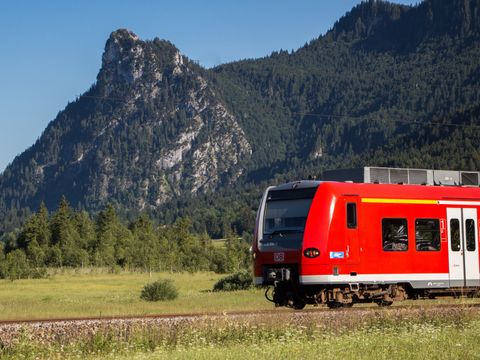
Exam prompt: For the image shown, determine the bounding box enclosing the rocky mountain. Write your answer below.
[1,0,480,232]
[0,30,251,212]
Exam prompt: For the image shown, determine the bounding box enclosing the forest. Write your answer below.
[0,197,251,279]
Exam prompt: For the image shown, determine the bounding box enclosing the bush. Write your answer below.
[140,279,178,301]
[213,270,253,291]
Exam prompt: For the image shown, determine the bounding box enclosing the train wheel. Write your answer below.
[327,302,343,309]
[467,289,480,298]
[375,300,393,307]
[293,299,306,310]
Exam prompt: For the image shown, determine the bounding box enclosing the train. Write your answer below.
[252,180,480,309]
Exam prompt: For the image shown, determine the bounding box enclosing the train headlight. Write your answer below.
[303,248,320,258]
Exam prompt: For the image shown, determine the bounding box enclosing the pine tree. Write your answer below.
[50,196,83,266]
[129,213,158,274]
[93,204,121,267]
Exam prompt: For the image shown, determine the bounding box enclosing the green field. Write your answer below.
[107,321,480,360]
[0,270,271,320]
[1,270,480,321]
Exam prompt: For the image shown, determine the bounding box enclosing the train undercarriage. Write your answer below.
[265,280,480,309]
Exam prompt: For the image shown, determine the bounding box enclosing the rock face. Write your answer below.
[0,29,251,211]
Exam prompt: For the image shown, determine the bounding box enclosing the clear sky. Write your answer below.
[0,0,419,173]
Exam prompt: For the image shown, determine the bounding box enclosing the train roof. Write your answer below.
[268,178,480,201]
[270,180,321,191]
[318,181,480,200]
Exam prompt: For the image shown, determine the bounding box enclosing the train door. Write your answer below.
[345,198,360,264]
[447,208,480,287]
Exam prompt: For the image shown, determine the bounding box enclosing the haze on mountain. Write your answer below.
[1,0,479,235]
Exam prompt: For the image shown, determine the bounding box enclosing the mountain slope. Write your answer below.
[0,30,251,212]
[1,0,480,231]
[214,0,480,173]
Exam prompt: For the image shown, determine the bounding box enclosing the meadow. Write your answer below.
[107,319,480,360]
[0,269,479,321]
[0,270,270,320]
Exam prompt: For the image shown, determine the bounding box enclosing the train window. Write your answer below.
[466,219,476,251]
[450,219,461,252]
[415,219,440,251]
[347,203,357,229]
[382,219,408,251]
[264,198,313,235]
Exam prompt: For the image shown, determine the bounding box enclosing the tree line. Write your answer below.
[0,197,251,279]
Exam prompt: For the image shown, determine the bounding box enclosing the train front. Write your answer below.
[252,180,320,309]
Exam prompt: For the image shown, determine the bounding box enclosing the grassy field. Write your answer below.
[124,323,480,360]
[108,321,480,360]
[0,270,272,320]
[1,269,480,320]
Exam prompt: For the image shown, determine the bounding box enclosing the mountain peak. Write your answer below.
[323,0,479,53]
[102,29,142,78]
[0,28,251,213]
[330,0,411,40]
[424,0,480,37]
[109,28,139,42]
[99,29,180,86]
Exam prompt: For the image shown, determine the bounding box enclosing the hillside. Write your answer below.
[1,0,480,235]
[0,30,251,213]
[215,0,480,175]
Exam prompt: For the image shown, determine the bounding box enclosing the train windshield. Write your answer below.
[261,187,317,248]
[264,198,312,235]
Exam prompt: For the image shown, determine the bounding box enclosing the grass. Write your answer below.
[211,239,226,248]
[0,270,270,320]
[136,323,480,360]
[4,307,480,359]
[0,269,480,320]
[107,322,480,360]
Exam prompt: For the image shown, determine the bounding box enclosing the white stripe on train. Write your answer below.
[300,273,449,284]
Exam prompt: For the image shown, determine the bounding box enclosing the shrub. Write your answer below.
[0,250,31,280]
[213,270,253,291]
[140,279,178,301]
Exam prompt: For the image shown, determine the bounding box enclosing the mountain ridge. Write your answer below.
[0,28,251,213]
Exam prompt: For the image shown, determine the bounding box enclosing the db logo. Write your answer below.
[274,252,285,262]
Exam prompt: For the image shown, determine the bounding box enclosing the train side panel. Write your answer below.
[300,183,480,289]
[356,201,449,288]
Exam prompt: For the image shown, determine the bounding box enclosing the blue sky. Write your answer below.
[0,0,418,173]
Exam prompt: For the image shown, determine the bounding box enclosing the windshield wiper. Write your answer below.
[264,229,303,239]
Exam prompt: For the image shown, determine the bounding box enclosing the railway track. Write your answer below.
[0,302,478,348]
[1,301,480,325]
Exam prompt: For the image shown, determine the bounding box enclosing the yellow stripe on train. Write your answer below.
[361,198,438,205]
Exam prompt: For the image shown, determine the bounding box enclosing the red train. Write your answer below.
[252,180,480,308]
